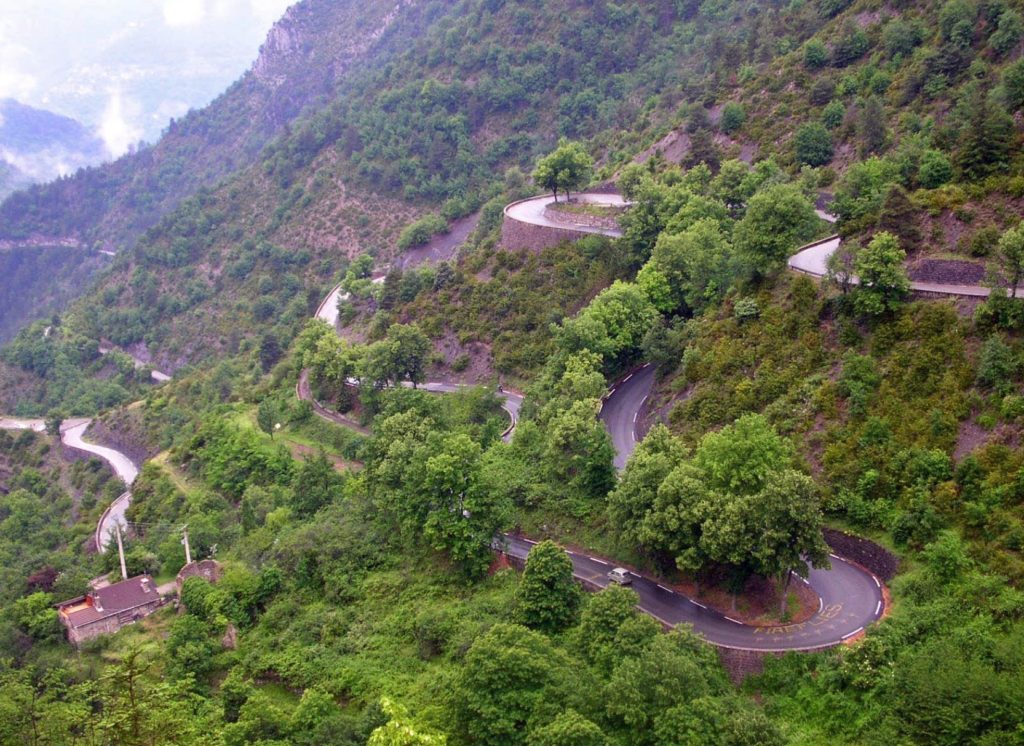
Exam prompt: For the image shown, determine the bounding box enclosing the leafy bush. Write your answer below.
[794,122,833,167]
[397,214,448,251]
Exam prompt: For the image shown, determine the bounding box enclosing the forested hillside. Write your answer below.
[4,0,1024,744]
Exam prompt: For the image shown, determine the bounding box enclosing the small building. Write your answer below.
[57,575,164,646]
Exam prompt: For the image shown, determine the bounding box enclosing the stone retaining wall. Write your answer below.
[500,215,595,252]
[823,528,899,581]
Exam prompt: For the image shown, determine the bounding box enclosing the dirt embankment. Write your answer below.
[88,409,161,468]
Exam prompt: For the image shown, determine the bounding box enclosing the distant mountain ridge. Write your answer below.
[0,99,106,199]
[0,0,416,249]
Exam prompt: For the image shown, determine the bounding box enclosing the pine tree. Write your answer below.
[876,184,922,253]
[956,86,1012,180]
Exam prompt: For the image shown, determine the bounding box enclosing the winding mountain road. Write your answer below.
[600,364,656,470]
[0,417,139,551]
[304,215,887,652]
[0,191,889,649]
[503,192,626,237]
[501,535,882,651]
[788,207,1013,297]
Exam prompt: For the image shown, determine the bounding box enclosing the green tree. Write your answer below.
[544,399,616,506]
[256,398,278,440]
[529,710,607,746]
[451,624,578,746]
[976,334,1018,393]
[1003,57,1024,111]
[995,222,1024,298]
[719,103,746,134]
[517,540,582,633]
[412,433,512,576]
[821,100,845,130]
[918,150,953,188]
[386,323,431,387]
[291,451,344,517]
[533,140,595,202]
[803,39,828,68]
[956,87,1013,180]
[853,231,910,316]
[12,592,61,642]
[608,425,687,547]
[604,629,728,745]
[370,699,446,745]
[857,96,887,156]
[733,184,818,276]
[574,587,661,676]
[876,184,922,253]
[794,122,833,167]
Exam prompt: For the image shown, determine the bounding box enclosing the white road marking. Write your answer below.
[523,539,537,544]
[875,601,881,616]
[841,627,864,640]
[623,373,633,382]
[725,616,743,625]
[692,601,707,609]
[819,598,824,613]
[829,553,841,560]
[873,577,880,588]
[632,412,638,424]
[640,395,648,407]
[588,556,609,565]
[657,584,672,592]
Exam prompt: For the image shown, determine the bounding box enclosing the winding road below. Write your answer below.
[0,191,888,650]
[788,208,1016,297]
[503,192,627,238]
[304,222,887,652]
[0,416,139,551]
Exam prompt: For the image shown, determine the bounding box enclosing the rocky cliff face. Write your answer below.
[0,0,407,248]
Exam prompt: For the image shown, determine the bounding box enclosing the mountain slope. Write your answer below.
[0,0,417,250]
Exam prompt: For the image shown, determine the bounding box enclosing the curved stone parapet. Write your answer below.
[501,193,626,251]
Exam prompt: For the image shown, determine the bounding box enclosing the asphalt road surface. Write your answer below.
[501,535,884,651]
[600,364,656,470]
[503,193,627,237]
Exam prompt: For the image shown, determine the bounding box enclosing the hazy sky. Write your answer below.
[0,0,294,156]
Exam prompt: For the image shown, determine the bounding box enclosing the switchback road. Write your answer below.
[502,535,884,651]
[600,364,656,470]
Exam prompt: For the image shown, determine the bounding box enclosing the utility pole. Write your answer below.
[182,525,192,565]
[115,524,128,581]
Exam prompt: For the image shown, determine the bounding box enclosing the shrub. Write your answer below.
[397,214,448,251]
[804,40,829,69]
[976,335,1018,394]
[822,100,845,130]
[734,297,760,322]
[918,150,953,189]
[794,122,834,167]
[720,102,746,134]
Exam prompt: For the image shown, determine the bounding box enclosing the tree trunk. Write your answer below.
[779,569,793,617]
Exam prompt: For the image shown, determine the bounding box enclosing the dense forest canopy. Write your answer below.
[3,0,1024,743]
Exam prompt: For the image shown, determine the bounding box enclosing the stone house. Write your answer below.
[56,575,164,646]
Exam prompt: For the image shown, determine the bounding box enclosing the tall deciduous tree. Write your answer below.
[517,540,581,632]
[256,399,278,440]
[853,231,910,316]
[451,624,578,746]
[533,140,595,201]
[995,223,1024,299]
[528,710,607,746]
[734,184,818,276]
